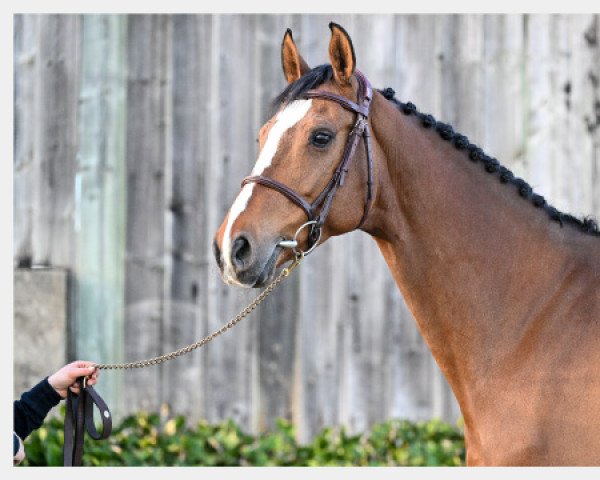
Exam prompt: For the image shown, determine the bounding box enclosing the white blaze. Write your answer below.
[222,99,312,282]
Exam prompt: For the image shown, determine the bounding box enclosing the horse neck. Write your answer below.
[365,94,582,407]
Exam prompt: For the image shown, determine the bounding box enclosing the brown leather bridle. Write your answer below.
[241,70,374,253]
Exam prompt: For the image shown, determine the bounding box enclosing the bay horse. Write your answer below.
[213,23,600,466]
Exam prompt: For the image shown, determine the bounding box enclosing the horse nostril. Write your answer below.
[231,235,251,269]
[213,238,223,270]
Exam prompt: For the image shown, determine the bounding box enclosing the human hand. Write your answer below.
[47,361,99,399]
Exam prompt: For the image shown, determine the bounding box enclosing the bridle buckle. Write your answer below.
[351,116,367,136]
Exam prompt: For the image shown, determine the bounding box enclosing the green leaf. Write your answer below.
[19,412,465,466]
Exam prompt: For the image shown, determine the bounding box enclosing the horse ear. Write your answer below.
[328,22,356,86]
[281,28,310,84]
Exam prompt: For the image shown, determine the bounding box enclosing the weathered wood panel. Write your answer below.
[14,15,38,266]
[75,14,127,416]
[123,14,172,413]
[13,14,600,444]
[163,13,212,420]
[588,17,600,217]
[481,14,525,165]
[32,15,80,268]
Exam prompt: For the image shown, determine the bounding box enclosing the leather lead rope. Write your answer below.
[63,377,112,466]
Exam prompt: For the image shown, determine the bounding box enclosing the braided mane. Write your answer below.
[274,65,600,238]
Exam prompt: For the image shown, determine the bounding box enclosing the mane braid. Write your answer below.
[378,87,600,238]
[271,69,599,238]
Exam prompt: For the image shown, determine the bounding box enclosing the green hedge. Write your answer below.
[20,407,465,466]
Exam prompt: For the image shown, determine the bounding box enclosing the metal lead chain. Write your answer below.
[93,254,304,370]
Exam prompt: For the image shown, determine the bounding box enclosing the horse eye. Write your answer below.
[310,131,333,148]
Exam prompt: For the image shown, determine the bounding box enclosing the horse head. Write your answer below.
[213,23,377,287]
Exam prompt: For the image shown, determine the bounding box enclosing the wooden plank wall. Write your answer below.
[13,14,600,443]
[75,14,127,414]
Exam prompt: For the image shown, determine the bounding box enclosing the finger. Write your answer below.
[70,366,98,379]
[73,360,97,369]
[73,360,90,368]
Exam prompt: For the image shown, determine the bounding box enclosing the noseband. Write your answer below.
[241,70,374,253]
